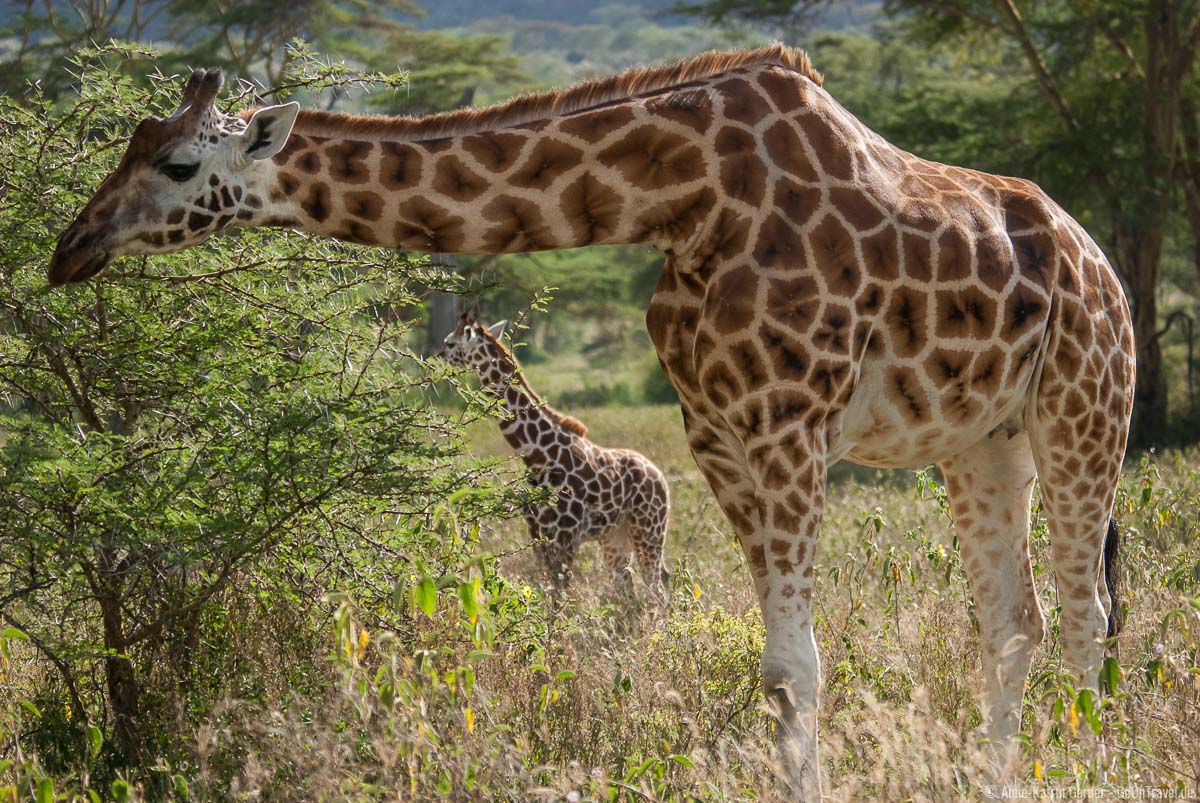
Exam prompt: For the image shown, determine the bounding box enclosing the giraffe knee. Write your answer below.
[1016,602,1045,645]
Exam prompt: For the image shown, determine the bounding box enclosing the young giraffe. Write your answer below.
[50,46,1135,792]
[440,314,670,602]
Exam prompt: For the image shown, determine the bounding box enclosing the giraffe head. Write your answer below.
[442,314,510,377]
[48,68,300,285]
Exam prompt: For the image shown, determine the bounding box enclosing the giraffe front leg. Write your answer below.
[527,511,576,596]
[744,432,826,800]
[684,409,825,798]
[600,527,635,597]
[939,432,1044,755]
[534,537,576,595]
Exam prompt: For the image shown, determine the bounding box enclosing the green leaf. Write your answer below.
[1145,658,1162,688]
[88,725,103,758]
[0,627,29,641]
[555,670,576,681]
[112,779,131,802]
[1101,657,1121,695]
[36,777,54,803]
[457,581,478,620]
[415,576,437,618]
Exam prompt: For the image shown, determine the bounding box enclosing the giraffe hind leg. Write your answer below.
[1027,287,1133,689]
[629,485,670,607]
[629,518,668,608]
[1029,421,1125,688]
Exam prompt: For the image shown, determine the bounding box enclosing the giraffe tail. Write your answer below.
[1103,517,1124,638]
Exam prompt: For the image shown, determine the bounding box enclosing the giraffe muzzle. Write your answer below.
[48,238,110,286]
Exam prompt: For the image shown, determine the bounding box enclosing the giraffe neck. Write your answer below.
[484,376,569,461]
[239,107,710,254]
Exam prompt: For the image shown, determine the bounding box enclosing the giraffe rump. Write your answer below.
[249,43,821,142]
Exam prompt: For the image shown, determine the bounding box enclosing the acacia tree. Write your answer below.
[0,48,518,781]
[1,0,522,108]
[678,0,1200,444]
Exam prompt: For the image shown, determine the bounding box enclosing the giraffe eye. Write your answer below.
[161,163,200,182]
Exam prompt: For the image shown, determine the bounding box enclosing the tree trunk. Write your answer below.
[96,552,143,765]
[425,254,462,356]
[1119,234,1168,446]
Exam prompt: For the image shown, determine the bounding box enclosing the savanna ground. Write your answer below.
[20,399,1193,802]
[445,401,1199,801]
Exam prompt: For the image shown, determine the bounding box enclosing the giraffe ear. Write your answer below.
[237,102,299,163]
[487,320,508,339]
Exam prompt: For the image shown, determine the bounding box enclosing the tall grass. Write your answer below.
[5,405,1197,800]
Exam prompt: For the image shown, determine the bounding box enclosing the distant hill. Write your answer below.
[417,0,681,29]
[417,0,882,31]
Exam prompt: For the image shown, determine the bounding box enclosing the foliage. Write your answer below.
[0,0,523,115]
[0,47,525,793]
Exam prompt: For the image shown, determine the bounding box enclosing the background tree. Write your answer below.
[1,0,523,108]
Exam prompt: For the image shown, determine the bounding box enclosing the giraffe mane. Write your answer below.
[253,43,820,142]
[476,325,588,437]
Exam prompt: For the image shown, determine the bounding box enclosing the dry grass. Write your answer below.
[5,406,1199,800]
[187,407,1197,801]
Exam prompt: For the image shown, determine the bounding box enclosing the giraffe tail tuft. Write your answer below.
[1104,518,1124,639]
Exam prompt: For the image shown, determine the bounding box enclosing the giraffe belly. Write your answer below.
[831,356,1031,469]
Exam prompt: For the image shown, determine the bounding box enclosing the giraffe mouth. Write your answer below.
[47,247,110,286]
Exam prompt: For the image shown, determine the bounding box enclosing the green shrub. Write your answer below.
[640,354,680,404]
[0,45,525,796]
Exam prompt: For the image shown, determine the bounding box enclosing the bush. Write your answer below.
[0,46,524,796]
[558,381,637,408]
[640,355,680,405]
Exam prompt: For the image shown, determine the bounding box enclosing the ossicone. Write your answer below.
[177,67,225,117]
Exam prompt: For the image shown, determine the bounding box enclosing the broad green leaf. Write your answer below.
[1101,657,1121,694]
[415,576,437,618]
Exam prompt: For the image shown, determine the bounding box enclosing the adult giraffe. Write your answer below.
[49,46,1135,792]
